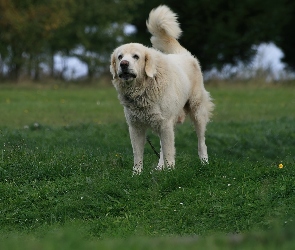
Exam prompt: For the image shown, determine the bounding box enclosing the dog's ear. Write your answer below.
[145,52,156,78]
[110,51,117,79]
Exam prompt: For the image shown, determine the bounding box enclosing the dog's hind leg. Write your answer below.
[189,91,214,163]
[192,113,209,163]
[155,141,165,170]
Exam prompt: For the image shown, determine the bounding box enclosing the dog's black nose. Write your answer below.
[120,60,129,70]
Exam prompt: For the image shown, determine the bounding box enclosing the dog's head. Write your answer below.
[110,43,156,82]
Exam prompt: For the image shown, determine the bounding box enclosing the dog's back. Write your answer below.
[146,5,188,54]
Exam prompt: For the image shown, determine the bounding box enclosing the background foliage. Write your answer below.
[129,0,289,70]
[0,0,141,81]
[0,0,294,81]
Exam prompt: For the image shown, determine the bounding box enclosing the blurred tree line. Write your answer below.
[0,0,294,82]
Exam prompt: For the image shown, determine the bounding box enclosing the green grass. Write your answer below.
[0,84,123,127]
[0,83,295,249]
[1,83,294,127]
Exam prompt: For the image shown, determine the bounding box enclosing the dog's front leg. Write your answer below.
[159,122,175,169]
[129,125,146,175]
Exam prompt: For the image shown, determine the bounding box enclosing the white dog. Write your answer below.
[110,5,214,175]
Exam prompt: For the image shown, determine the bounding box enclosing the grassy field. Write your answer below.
[0,82,295,249]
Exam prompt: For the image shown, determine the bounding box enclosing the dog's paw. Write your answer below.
[132,166,142,176]
[149,164,164,174]
[153,162,175,172]
[200,158,209,165]
[155,164,164,171]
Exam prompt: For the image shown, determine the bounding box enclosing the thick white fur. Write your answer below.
[110,5,214,175]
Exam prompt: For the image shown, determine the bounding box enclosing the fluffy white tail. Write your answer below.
[146,5,186,54]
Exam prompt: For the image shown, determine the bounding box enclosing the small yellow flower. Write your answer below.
[279,163,283,169]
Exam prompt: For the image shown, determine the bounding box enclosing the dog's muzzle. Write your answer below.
[119,60,137,81]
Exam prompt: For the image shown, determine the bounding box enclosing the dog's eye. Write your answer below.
[118,55,123,60]
[133,54,139,60]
